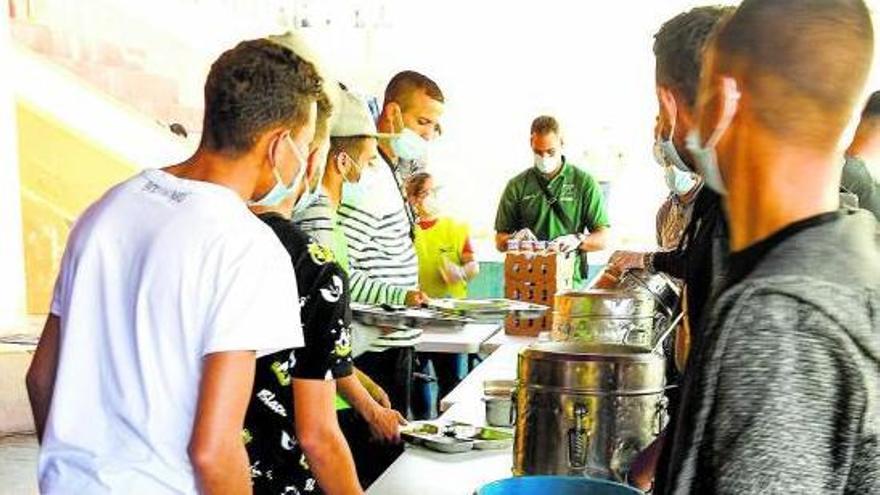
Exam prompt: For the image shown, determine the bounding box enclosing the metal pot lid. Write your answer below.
[518,342,667,392]
[555,289,655,318]
[521,341,664,363]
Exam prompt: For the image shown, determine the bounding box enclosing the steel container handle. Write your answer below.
[567,402,590,470]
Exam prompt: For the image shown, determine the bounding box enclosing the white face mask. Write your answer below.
[420,193,440,218]
[534,154,561,174]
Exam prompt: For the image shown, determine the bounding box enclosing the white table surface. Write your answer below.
[367,397,515,495]
[367,343,526,495]
[479,332,537,354]
[412,323,502,354]
[438,342,523,413]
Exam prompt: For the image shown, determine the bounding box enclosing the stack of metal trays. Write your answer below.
[428,298,549,322]
[351,302,473,331]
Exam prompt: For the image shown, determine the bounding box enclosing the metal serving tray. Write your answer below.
[428,298,549,322]
[401,421,514,453]
[351,303,473,330]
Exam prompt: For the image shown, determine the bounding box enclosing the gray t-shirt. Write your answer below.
[665,210,880,494]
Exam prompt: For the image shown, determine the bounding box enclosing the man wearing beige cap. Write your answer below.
[294,86,386,266]
[294,86,412,487]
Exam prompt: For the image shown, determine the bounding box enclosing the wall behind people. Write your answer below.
[313,0,880,257]
[12,0,880,264]
[294,0,742,256]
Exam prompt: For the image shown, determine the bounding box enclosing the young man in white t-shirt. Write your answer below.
[25,39,325,494]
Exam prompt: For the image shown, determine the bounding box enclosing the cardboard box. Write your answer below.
[503,251,576,336]
[505,314,552,336]
[503,251,576,289]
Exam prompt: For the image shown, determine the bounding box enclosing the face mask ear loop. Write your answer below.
[666,93,678,142]
[393,104,406,135]
[343,153,357,182]
[706,78,741,148]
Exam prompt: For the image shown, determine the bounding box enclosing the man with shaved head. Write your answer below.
[661,0,880,493]
[842,90,880,219]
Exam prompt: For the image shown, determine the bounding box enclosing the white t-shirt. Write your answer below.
[40,169,303,494]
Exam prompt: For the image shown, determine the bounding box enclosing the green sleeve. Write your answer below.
[494,179,520,233]
[582,175,610,232]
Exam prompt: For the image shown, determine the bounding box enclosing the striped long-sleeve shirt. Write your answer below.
[337,158,419,305]
[292,191,338,258]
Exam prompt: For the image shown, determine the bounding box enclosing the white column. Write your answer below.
[0,11,28,331]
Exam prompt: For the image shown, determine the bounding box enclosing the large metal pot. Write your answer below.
[513,342,666,482]
[551,290,656,347]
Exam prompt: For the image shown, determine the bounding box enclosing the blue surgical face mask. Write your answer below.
[686,130,726,195]
[653,138,690,173]
[341,179,365,203]
[292,180,318,215]
[685,78,741,196]
[391,127,429,162]
[293,157,328,216]
[663,164,699,196]
[654,121,699,196]
[251,136,307,207]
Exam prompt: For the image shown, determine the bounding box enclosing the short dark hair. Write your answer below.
[383,71,445,110]
[531,115,560,136]
[714,0,873,148]
[862,91,880,119]
[201,39,324,154]
[329,136,370,162]
[653,6,734,108]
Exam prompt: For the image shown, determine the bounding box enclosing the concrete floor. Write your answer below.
[0,433,38,495]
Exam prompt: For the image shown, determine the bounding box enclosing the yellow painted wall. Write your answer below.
[16,99,137,313]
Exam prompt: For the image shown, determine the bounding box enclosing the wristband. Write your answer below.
[644,252,656,273]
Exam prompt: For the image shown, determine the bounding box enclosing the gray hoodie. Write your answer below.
[665,210,880,494]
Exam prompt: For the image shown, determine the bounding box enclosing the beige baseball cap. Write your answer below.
[266,31,340,111]
[331,88,395,139]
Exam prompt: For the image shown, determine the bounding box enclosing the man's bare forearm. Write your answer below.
[26,315,61,443]
[337,373,378,415]
[191,442,252,495]
[294,379,362,494]
[580,228,610,252]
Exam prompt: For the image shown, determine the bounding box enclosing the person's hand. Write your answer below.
[404,290,428,307]
[551,234,584,253]
[512,228,538,242]
[366,404,407,444]
[608,250,647,273]
[439,258,466,284]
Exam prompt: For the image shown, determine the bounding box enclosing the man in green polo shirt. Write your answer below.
[494,115,610,282]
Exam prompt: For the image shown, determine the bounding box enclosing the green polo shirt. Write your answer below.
[495,162,609,285]
[495,161,609,240]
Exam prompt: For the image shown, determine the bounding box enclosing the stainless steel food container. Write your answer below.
[484,396,514,427]
[513,342,666,481]
[552,290,656,347]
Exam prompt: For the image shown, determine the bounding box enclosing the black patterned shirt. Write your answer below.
[244,214,355,495]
